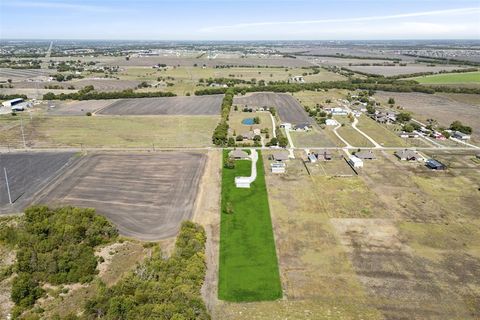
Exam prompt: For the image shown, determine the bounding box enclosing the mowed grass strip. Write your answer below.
[219,150,282,301]
[411,71,480,84]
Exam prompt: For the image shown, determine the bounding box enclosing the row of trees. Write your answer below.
[212,88,235,146]
[43,89,176,101]
[83,221,209,320]
[0,206,118,318]
[195,78,480,97]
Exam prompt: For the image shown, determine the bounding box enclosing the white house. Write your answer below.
[325,119,338,126]
[348,155,363,168]
[453,131,471,140]
[280,123,292,130]
[329,107,348,116]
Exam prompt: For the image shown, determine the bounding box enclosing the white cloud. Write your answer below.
[200,7,480,32]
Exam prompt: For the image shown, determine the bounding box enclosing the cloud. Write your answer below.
[200,7,480,32]
[2,1,117,13]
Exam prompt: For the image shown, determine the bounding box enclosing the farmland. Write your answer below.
[98,94,223,115]
[1,114,219,148]
[410,71,480,84]
[0,152,75,212]
[219,150,282,302]
[35,152,206,240]
[234,92,311,124]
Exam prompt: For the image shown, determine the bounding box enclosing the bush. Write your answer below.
[86,112,92,116]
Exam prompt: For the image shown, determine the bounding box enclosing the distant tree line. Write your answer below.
[43,89,176,100]
[195,77,480,96]
[403,54,480,67]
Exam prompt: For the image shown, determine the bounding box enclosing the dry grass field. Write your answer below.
[290,126,338,148]
[34,152,206,240]
[1,114,219,148]
[375,91,480,142]
[98,95,223,115]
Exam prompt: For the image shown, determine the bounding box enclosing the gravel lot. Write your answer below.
[234,92,311,124]
[34,152,206,240]
[0,152,75,212]
[98,95,223,115]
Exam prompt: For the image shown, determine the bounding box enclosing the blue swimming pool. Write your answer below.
[242,118,254,125]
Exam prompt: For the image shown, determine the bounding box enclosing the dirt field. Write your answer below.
[13,79,142,92]
[348,64,468,76]
[34,152,206,240]
[47,100,118,115]
[234,92,311,124]
[375,91,480,142]
[98,95,223,116]
[0,68,50,81]
[0,152,75,213]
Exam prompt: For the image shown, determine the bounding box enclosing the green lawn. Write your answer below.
[411,71,480,84]
[219,150,282,302]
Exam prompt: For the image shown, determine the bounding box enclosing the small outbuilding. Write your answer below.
[229,150,249,160]
[348,155,363,168]
[325,119,338,126]
[308,153,317,163]
[453,131,471,140]
[426,159,446,170]
[271,162,286,173]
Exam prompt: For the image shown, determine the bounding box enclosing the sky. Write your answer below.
[0,0,479,40]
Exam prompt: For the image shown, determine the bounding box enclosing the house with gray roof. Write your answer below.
[394,149,422,161]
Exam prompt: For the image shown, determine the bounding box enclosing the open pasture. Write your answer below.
[410,71,480,84]
[98,94,223,115]
[0,152,75,213]
[35,152,206,240]
[234,92,311,125]
[0,68,50,81]
[1,114,219,148]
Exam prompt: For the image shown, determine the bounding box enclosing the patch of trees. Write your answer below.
[0,206,118,318]
[43,89,176,101]
[212,88,234,146]
[0,94,28,100]
[83,221,209,320]
[450,120,472,134]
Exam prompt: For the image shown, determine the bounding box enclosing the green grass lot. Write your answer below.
[219,150,282,302]
[2,115,219,148]
[411,71,480,84]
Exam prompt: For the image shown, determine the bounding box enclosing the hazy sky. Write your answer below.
[0,0,479,40]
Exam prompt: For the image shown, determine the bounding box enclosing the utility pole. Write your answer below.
[4,168,12,205]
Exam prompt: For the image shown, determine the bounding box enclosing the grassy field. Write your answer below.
[13,115,219,148]
[218,150,282,302]
[411,71,480,84]
[228,110,272,143]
